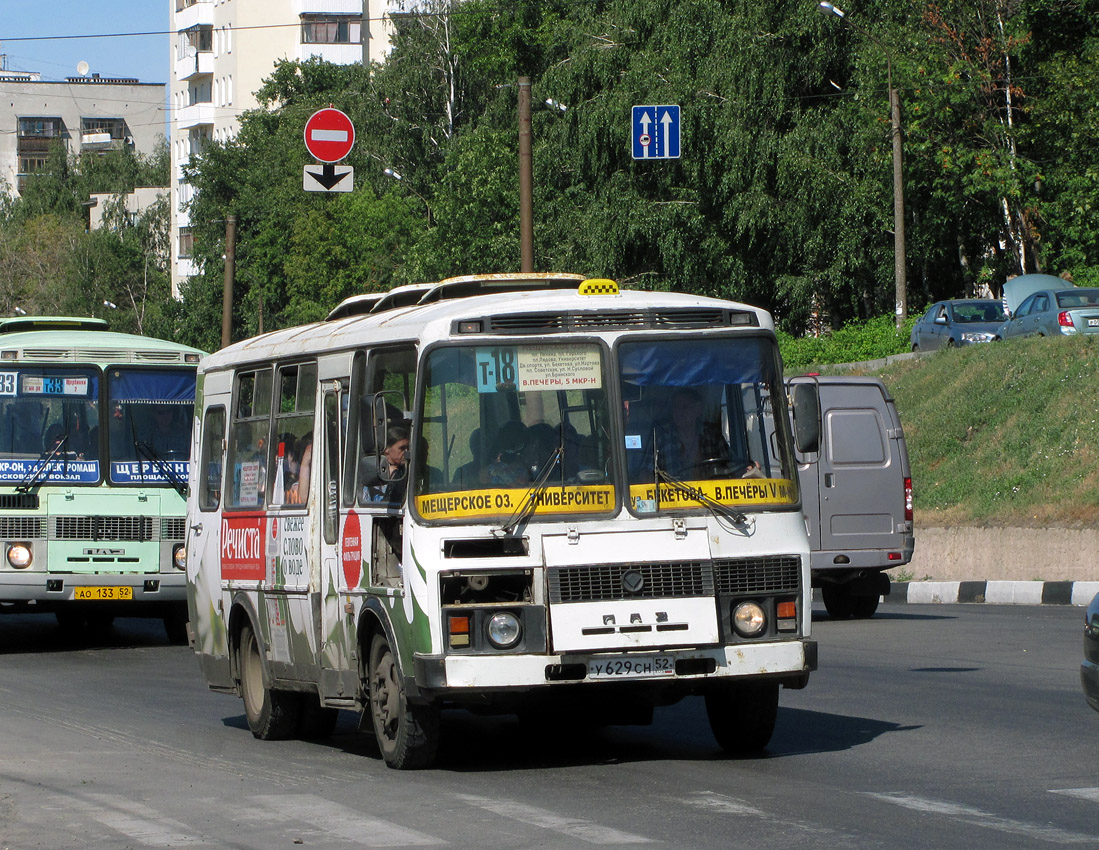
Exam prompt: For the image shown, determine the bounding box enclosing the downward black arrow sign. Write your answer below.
[309,163,349,190]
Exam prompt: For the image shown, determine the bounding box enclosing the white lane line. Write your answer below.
[864,792,1096,844]
[1051,788,1099,803]
[455,793,654,845]
[251,794,444,846]
[672,791,764,816]
[73,794,205,846]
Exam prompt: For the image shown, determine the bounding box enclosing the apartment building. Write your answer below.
[0,70,166,197]
[170,0,396,295]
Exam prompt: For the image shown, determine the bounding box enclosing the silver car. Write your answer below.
[998,288,1099,340]
[910,299,1006,351]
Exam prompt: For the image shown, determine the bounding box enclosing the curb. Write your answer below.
[882,580,1099,606]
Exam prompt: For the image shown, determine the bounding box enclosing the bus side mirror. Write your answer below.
[791,384,820,454]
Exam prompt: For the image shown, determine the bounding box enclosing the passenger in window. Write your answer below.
[360,425,410,504]
[486,421,531,488]
[658,388,761,479]
[286,434,312,504]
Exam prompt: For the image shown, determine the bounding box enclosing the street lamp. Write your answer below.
[382,167,433,225]
[819,1,908,326]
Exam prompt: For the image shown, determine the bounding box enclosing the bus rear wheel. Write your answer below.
[704,681,779,755]
[368,633,439,769]
[239,624,300,740]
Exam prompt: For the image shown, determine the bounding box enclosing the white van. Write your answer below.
[788,376,914,618]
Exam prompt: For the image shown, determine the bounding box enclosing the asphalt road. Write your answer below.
[0,602,1095,850]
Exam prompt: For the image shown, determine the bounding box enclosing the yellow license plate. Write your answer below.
[73,586,133,601]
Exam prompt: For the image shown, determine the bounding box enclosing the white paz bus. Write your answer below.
[186,274,821,768]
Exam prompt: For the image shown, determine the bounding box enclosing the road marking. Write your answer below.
[1051,788,1099,803]
[672,791,764,816]
[72,794,205,846]
[251,794,443,846]
[455,793,654,844]
[864,792,1095,844]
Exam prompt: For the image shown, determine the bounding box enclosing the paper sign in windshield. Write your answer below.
[476,346,601,393]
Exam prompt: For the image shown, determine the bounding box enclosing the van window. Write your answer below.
[827,409,887,465]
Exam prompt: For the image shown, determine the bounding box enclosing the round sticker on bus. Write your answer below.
[341,510,362,589]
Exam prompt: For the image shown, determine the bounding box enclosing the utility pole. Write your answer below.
[518,76,534,273]
[220,214,236,349]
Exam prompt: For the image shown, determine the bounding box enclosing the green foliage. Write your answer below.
[876,335,1099,526]
[777,313,917,372]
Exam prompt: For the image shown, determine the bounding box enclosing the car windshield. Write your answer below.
[1056,289,1099,309]
[0,367,101,485]
[618,335,799,515]
[954,302,1006,322]
[414,343,616,522]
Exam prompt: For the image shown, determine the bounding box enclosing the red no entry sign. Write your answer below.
[304,108,355,163]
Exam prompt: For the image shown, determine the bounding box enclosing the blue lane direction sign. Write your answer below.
[632,105,681,160]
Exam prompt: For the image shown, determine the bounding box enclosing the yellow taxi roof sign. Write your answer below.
[579,278,619,296]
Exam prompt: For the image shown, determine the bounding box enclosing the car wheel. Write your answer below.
[945,338,956,348]
[911,344,919,352]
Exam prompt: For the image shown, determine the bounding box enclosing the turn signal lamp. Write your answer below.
[776,600,798,632]
[448,615,471,648]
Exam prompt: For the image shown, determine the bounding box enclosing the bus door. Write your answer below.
[318,383,357,699]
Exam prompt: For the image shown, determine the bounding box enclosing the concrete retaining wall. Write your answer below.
[906,526,1099,583]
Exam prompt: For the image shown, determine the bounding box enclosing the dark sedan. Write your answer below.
[998,288,1099,340]
[1083,592,1099,713]
[910,299,1006,351]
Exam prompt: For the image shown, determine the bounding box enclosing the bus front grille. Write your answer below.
[0,516,47,538]
[52,516,155,541]
[549,561,712,603]
[160,517,187,540]
[713,556,801,595]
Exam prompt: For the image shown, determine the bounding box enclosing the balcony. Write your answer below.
[175,50,213,81]
[293,0,364,13]
[177,102,216,130]
[81,133,126,151]
[297,43,362,65]
[174,0,213,30]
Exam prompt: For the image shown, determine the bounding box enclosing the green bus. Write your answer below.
[0,317,201,640]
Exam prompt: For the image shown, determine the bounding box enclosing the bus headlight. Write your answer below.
[172,544,186,570]
[732,601,767,637]
[486,612,522,649]
[7,543,32,569]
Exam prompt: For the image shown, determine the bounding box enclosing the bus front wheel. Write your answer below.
[704,681,779,755]
[239,624,300,740]
[367,633,439,769]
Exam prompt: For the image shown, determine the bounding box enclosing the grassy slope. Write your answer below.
[827,336,1099,527]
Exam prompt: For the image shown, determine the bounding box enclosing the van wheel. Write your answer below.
[239,624,300,740]
[705,682,779,754]
[853,593,881,618]
[368,633,439,769]
[822,584,855,619]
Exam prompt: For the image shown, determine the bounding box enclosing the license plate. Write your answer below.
[73,586,133,601]
[1088,318,1099,328]
[588,654,675,680]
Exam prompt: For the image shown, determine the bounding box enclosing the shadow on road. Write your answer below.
[0,613,174,653]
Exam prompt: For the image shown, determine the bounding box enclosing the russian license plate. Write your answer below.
[588,654,675,680]
[73,586,133,601]
[1087,318,1099,327]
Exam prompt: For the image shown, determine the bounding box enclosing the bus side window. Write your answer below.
[199,407,226,511]
[272,362,317,508]
[226,369,272,509]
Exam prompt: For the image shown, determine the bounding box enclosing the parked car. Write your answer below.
[1082,592,1099,713]
[997,288,1099,340]
[1002,273,1068,315]
[910,299,1006,351]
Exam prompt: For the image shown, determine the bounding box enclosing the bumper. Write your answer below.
[1082,660,1099,713]
[414,638,816,694]
[0,571,186,605]
[810,535,915,578]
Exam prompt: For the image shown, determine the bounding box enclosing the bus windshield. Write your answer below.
[0,367,101,485]
[414,342,616,521]
[107,368,196,486]
[618,335,799,514]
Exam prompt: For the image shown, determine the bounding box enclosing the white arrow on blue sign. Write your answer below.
[632,105,681,160]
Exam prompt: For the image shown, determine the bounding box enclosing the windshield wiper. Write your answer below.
[135,440,188,498]
[16,435,69,493]
[495,447,564,537]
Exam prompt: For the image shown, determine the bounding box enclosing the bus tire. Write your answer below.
[705,681,779,755]
[239,624,300,740]
[822,584,855,619]
[368,633,439,769]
